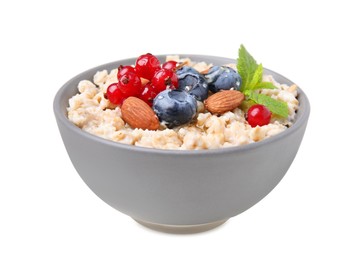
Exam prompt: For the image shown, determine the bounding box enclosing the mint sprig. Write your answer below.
[237,44,289,118]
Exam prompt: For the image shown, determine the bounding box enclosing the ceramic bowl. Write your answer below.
[54,55,310,233]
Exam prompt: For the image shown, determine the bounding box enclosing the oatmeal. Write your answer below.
[67,54,299,150]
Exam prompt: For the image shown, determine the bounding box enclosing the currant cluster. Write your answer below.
[106,53,178,106]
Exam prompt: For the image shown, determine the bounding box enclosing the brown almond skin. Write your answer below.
[204,90,245,114]
[121,97,160,130]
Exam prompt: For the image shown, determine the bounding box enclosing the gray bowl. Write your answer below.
[54,55,310,233]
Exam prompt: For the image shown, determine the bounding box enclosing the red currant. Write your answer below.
[138,82,158,106]
[106,83,125,105]
[135,53,161,80]
[247,104,272,127]
[117,65,135,81]
[118,72,143,97]
[152,68,178,93]
[162,60,177,71]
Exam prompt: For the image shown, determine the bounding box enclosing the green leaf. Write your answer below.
[237,44,258,91]
[249,92,289,118]
[249,64,263,89]
[236,44,289,118]
[252,81,276,90]
[244,89,252,97]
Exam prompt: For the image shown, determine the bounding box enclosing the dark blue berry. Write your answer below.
[152,89,197,128]
[204,66,242,93]
[176,66,208,101]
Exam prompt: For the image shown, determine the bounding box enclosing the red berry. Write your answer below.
[106,83,125,105]
[135,53,161,80]
[152,68,178,93]
[117,65,135,81]
[138,82,158,106]
[118,72,143,97]
[247,104,272,127]
[162,60,177,71]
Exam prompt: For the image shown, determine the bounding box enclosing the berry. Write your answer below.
[135,53,161,80]
[204,66,242,93]
[106,83,125,105]
[176,66,208,101]
[117,65,135,81]
[118,72,143,98]
[138,82,158,106]
[152,68,178,93]
[247,104,272,127]
[162,60,177,71]
[153,89,197,128]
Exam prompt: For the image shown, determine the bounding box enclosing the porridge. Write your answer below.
[67,47,299,150]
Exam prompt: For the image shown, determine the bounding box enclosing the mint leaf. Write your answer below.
[252,81,276,90]
[249,64,263,89]
[244,89,252,96]
[237,44,258,91]
[236,44,289,118]
[249,92,289,118]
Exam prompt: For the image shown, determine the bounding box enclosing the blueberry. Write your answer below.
[153,89,197,128]
[204,66,242,93]
[176,66,209,101]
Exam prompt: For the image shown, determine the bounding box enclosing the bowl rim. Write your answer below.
[54,54,310,156]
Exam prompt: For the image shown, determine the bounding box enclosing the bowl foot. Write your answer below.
[133,218,228,234]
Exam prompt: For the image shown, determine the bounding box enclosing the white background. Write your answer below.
[1,0,362,259]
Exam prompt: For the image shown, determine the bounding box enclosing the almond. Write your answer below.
[121,97,160,130]
[204,90,244,114]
